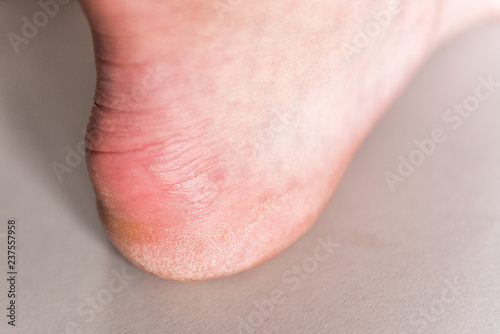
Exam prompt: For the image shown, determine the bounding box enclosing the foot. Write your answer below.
[80,0,499,280]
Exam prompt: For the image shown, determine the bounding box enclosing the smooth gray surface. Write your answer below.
[1,1,500,333]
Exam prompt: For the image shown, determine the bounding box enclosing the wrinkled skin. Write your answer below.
[79,0,500,280]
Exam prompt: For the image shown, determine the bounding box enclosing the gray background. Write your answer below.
[1,0,500,333]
